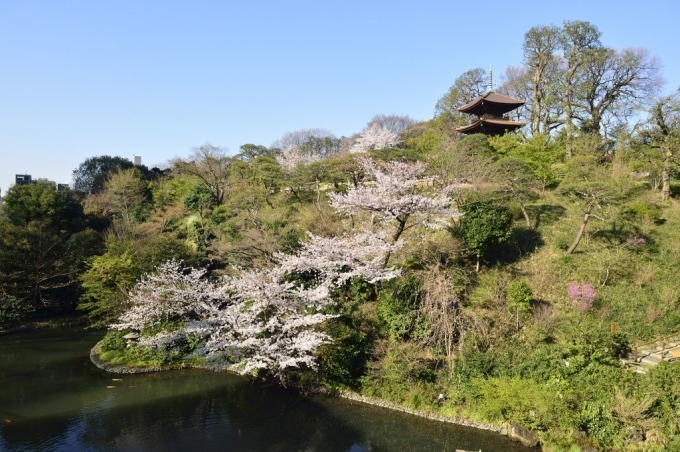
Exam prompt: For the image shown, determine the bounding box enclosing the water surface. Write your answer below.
[0,328,530,451]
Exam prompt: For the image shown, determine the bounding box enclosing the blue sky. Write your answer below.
[1,0,679,195]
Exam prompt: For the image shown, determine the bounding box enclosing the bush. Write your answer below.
[0,294,32,326]
[99,330,128,352]
[471,376,574,432]
[316,318,374,389]
[376,276,425,341]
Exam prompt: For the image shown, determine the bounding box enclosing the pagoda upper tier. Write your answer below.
[455,91,526,136]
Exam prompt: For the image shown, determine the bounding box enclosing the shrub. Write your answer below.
[376,276,425,341]
[99,330,127,352]
[0,294,32,326]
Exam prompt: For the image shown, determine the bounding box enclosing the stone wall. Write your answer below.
[335,389,508,435]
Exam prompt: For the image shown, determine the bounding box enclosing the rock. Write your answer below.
[507,421,539,447]
[626,425,643,445]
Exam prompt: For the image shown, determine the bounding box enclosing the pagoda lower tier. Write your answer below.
[455,117,525,135]
[455,90,526,135]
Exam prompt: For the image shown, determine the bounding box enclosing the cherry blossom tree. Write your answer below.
[204,233,399,377]
[112,260,222,333]
[328,158,453,264]
[111,233,400,380]
[350,124,401,153]
[275,144,322,172]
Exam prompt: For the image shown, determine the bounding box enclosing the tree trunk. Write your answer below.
[475,253,480,273]
[564,73,574,158]
[567,204,593,254]
[519,200,532,228]
[531,71,542,135]
[662,146,672,202]
[382,216,408,267]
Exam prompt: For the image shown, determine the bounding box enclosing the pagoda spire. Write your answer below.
[488,63,493,92]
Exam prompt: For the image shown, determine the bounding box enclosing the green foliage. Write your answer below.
[2,182,85,231]
[377,276,425,341]
[362,342,439,405]
[489,134,565,189]
[619,200,663,224]
[400,120,446,155]
[434,67,487,132]
[79,237,138,323]
[507,279,533,330]
[316,317,374,389]
[99,344,168,368]
[72,155,136,195]
[470,376,574,431]
[0,184,101,316]
[369,148,423,163]
[236,143,274,162]
[0,293,33,326]
[99,330,127,352]
[79,233,197,325]
[454,198,513,265]
[507,279,533,309]
[429,134,497,187]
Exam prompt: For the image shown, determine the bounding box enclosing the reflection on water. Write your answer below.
[0,329,530,451]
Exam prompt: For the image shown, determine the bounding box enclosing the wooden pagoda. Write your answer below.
[455,74,525,136]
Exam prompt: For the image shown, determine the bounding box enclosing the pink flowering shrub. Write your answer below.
[567,282,596,312]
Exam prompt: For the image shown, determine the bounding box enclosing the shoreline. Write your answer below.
[0,317,87,336]
[89,341,538,446]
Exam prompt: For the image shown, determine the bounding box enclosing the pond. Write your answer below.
[0,328,531,451]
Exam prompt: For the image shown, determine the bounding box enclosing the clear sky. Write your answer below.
[1,0,679,195]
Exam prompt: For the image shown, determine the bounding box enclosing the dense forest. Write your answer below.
[1,21,679,450]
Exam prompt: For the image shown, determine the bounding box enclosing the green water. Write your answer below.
[0,328,531,451]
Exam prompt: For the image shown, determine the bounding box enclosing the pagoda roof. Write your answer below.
[455,117,526,135]
[458,91,525,116]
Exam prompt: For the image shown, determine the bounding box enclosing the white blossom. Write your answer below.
[111,231,400,380]
[350,124,401,154]
[329,159,451,219]
[276,145,322,172]
[111,260,222,332]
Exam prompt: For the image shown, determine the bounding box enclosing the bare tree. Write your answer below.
[523,24,562,135]
[419,266,481,371]
[577,47,663,136]
[172,144,232,204]
[366,114,417,135]
[641,90,680,201]
[560,20,603,157]
[271,129,342,159]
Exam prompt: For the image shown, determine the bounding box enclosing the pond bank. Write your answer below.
[0,316,87,336]
[90,340,538,447]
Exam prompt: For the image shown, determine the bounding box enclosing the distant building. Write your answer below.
[13,174,69,191]
[133,155,142,166]
[15,174,36,185]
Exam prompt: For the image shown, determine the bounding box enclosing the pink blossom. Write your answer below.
[567,282,596,312]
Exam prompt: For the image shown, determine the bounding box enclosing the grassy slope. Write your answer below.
[359,189,680,450]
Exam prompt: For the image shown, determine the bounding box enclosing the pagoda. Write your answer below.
[455,71,525,135]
